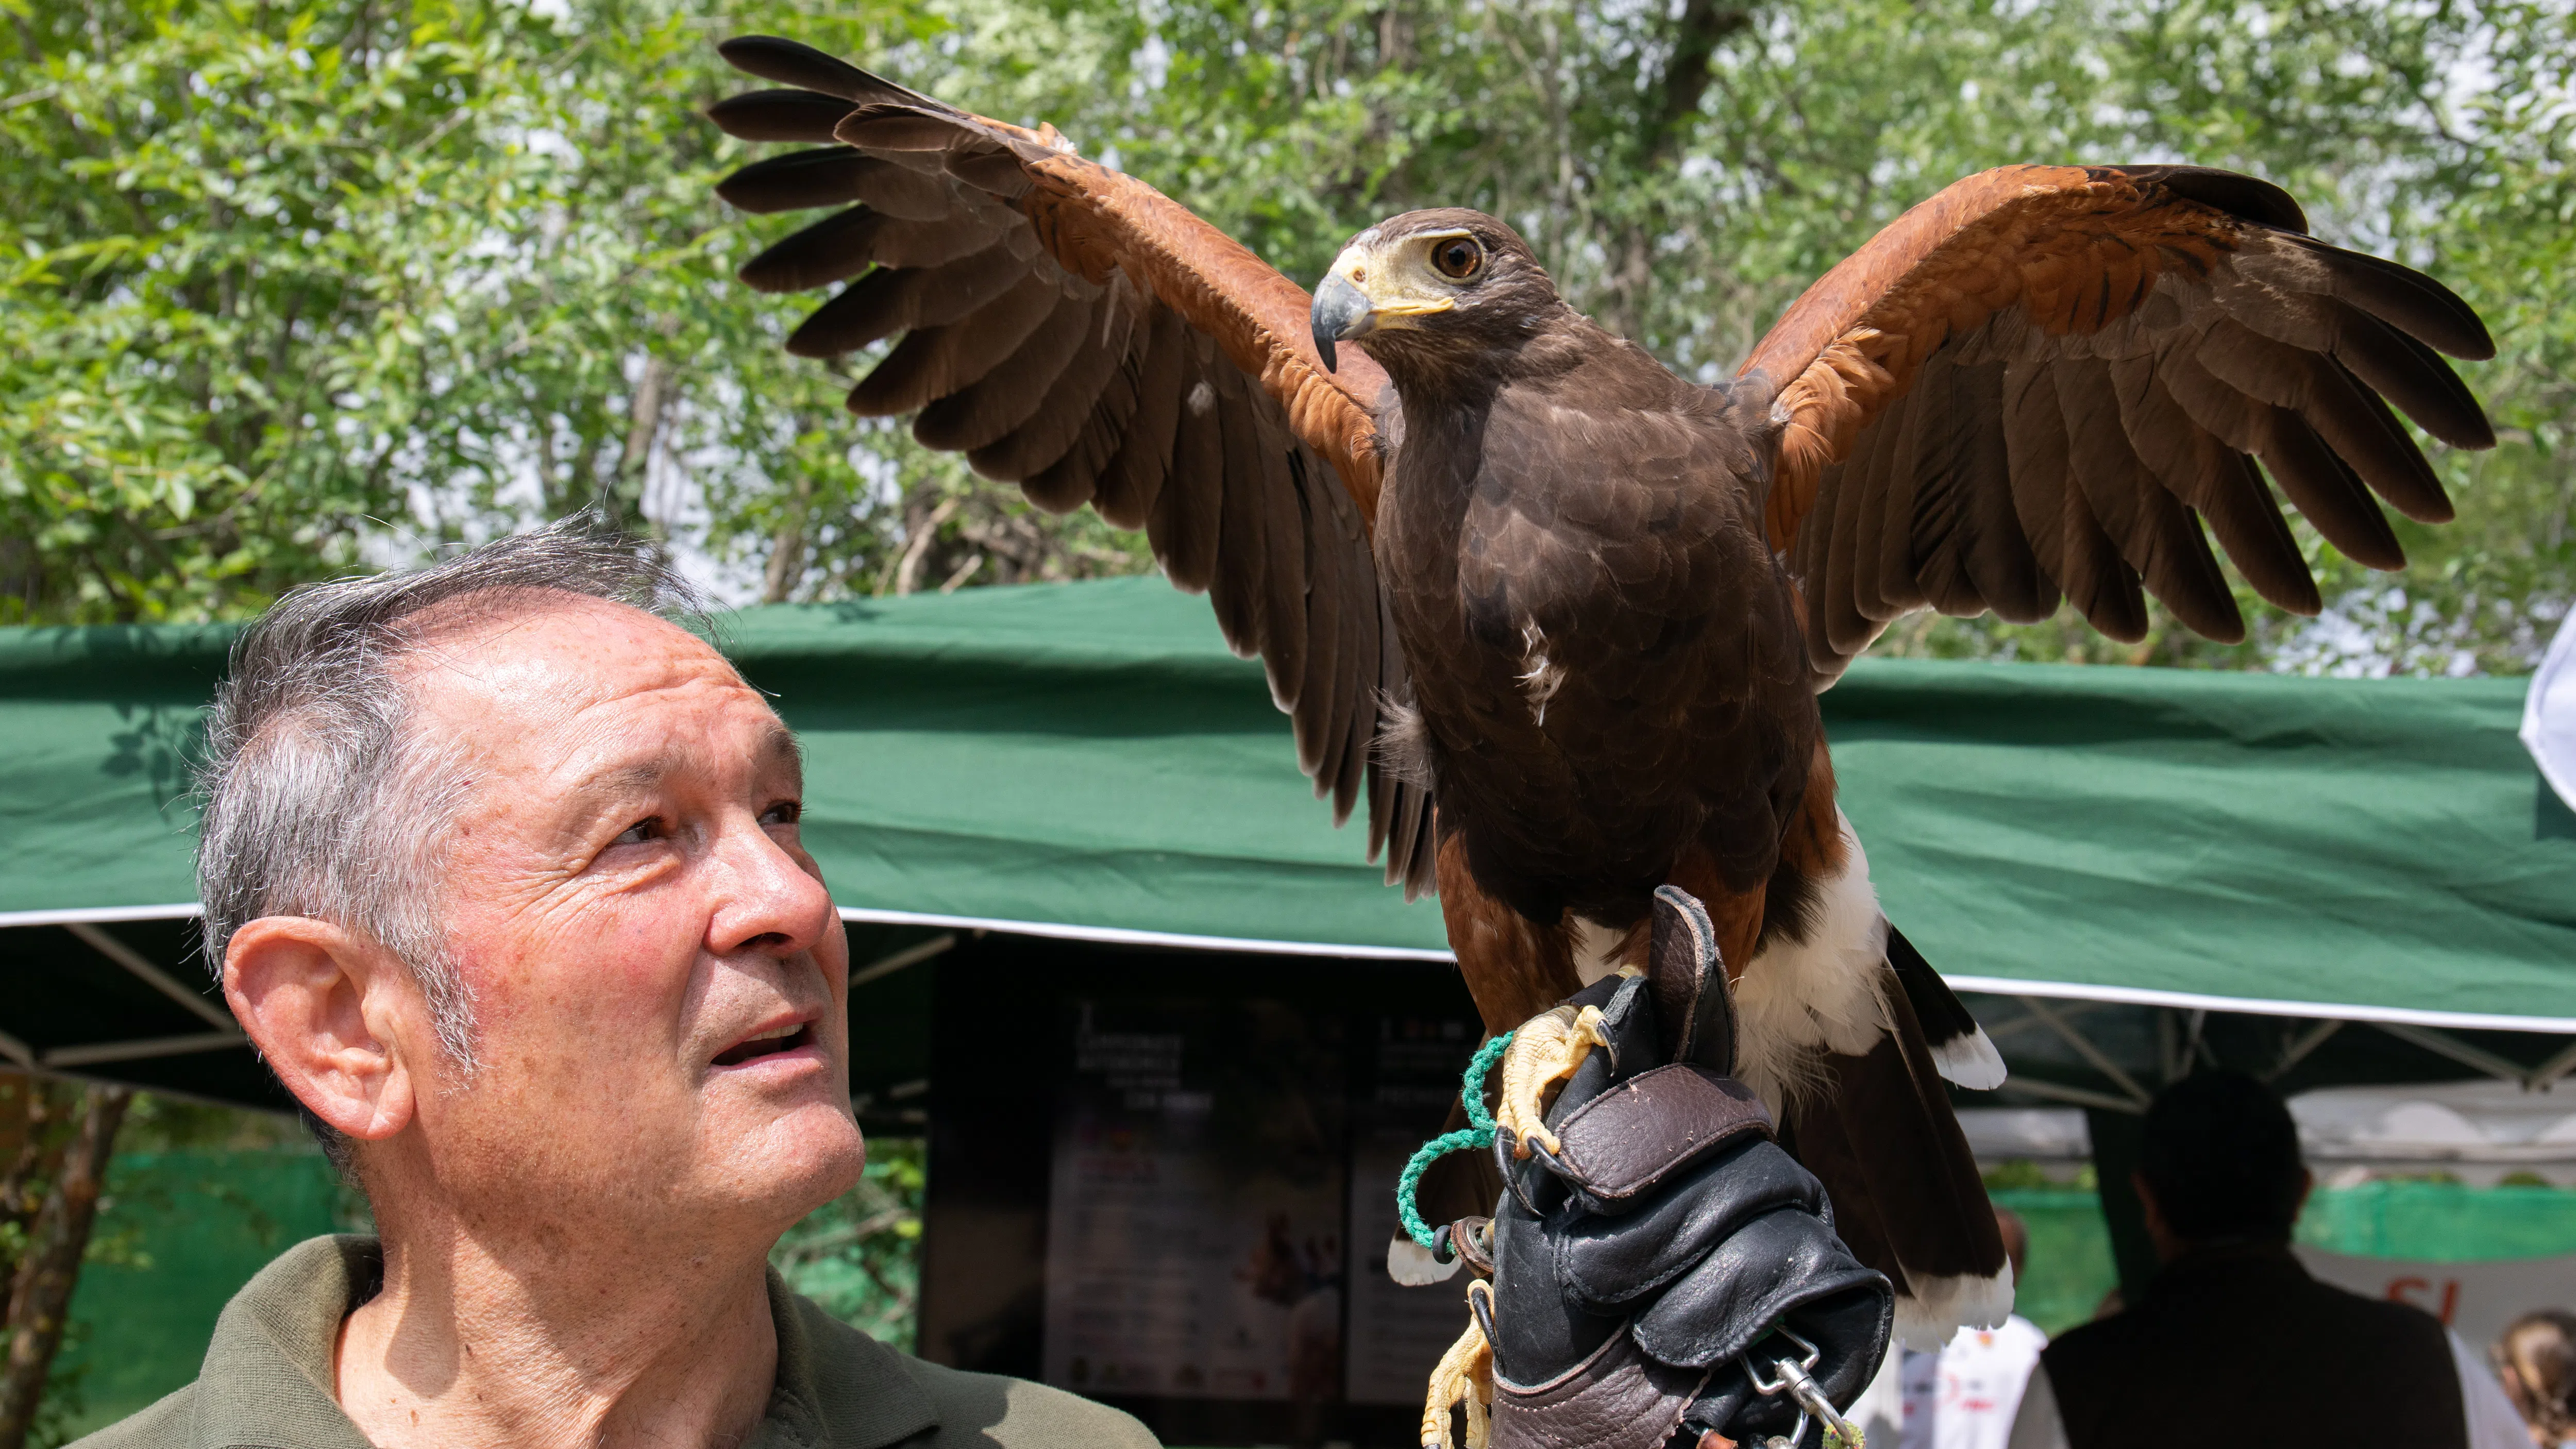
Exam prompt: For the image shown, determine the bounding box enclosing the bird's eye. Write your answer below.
[1430,237,1484,280]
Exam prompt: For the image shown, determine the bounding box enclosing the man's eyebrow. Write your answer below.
[756,723,805,778]
[573,761,668,802]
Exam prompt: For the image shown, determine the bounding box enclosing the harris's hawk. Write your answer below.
[707,29,2491,1378]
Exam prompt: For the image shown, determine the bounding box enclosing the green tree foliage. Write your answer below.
[769,1138,924,1351]
[4,0,2570,670]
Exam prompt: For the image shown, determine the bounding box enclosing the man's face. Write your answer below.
[393,595,861,1237]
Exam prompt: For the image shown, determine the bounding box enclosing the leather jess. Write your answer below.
[1479,886,1894,1449]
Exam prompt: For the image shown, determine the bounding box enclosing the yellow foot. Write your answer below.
[1421,1283,1495,1449]
[1495,970,1634,1157]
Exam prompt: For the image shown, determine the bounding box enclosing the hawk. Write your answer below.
[706,35,2491,1357]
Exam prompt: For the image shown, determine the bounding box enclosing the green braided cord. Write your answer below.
[1394,1030,1514,1251]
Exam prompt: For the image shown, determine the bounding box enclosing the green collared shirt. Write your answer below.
[73,1237,1156,1449]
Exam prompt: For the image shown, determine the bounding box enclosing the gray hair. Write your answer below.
[195,517,701,1139]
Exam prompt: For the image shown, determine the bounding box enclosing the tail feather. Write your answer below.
[1887,923,2006,1090]
[1780,967,2012,1350]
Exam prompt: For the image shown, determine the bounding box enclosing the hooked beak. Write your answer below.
[1310,272,1373,375]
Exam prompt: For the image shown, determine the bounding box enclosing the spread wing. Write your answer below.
[708,36,1434,894]
[1742,164,2496,680]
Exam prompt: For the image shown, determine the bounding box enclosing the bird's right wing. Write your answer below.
[1741,164,2495,681]
[708,37,1434,894]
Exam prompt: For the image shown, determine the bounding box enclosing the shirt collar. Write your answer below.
[185,1235,939,1449]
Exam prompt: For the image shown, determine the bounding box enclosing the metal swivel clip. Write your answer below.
[1742,1326,1862,1449]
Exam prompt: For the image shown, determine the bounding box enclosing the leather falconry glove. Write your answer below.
[1437,886,1894,1449]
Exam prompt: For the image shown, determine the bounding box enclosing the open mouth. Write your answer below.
[712,1021,816,1068]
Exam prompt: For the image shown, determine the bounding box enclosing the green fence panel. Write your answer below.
[2297,1181,2576,1262]
[1990,1188,2121,1336]
[51,1150,347,1436]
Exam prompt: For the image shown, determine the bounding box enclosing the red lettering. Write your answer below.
[2387,1276,2430,1306]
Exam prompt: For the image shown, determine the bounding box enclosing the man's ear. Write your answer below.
[223,917,417,1142]
[2131,1169,2183,1263]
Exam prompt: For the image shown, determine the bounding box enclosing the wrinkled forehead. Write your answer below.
[392,591,780,777]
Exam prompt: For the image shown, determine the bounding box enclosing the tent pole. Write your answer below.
[2265,1019,2343,1081]
[2372,1021,2532,1085]
[1997,1075,2145,1115]
[850,933,957,988]
[2017,996,2152,1106]
[39,1032,245,1069]
[64,922,238,1032]
[2530,1038,2576,1090]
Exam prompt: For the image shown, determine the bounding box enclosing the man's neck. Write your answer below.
[333,1205,779,1449]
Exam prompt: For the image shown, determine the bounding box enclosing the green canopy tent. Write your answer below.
[8,572,2574,1031]
[6,571,2576,1133]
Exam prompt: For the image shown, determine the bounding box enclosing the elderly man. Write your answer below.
[78,522,1155,1449]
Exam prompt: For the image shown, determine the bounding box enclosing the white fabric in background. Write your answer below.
[2298,1246,2576,1348]
[1853,1319,2051,1449]
[2524,608,2576,809]
[2455,1328,2540,1449]
[2005,1366,2069,1449]
[1922,1317,2049,1449]
[1844,1341,1912,1448]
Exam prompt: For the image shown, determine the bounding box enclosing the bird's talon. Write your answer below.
[1495,1002,1612,1157]
[1420,1284,1495,1449]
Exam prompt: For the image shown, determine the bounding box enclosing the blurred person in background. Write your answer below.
[2497,1310,2576,1446]
[2007,1070,2525,1449]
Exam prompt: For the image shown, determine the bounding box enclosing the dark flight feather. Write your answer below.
[1013,307,1144,509]
[717,35,929,107]
[845,272,1059,417]
[1857,386,1922,622]
[2298,237,2494,360]
[1207,366,1274,660]
[915,290,1096,454]
[1150,343,1227,594]
[2255,406,2406,571]
[2332,306,2495,452]
[785,246,1025,359]
[705,89,854,144]
[1253,406,1315,722]
[1090,308,1185,530]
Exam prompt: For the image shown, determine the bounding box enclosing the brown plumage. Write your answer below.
[707,38,2495,1341]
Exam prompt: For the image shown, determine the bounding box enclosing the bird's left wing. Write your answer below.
[708,37,1435,893]
[1741,164,2495,680]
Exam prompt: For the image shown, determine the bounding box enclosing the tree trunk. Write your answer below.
[1600,0,1749,341]
[605,351,675,536]
[0,1085,131,1449]
[0,1077,57,1241]
[763,471,814,604]
[890,495,961,597]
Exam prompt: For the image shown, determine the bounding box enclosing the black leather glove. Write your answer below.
[1477,886,1893,1449]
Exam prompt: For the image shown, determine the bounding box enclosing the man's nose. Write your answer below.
[705,816,835,959]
